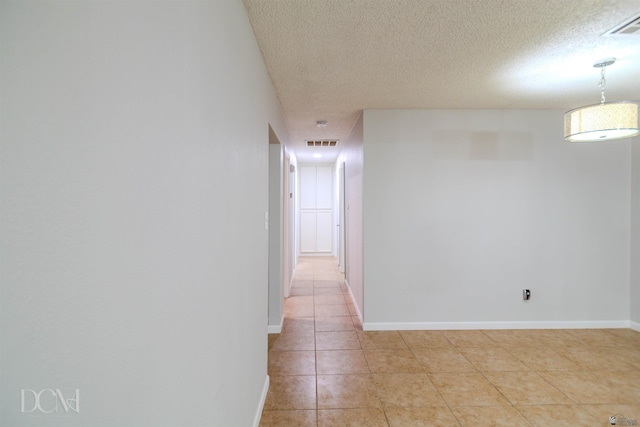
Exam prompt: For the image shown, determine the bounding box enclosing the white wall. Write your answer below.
[337,113,365,321]
[631,136,640,329]
[1,1,288,426]
[334,162,345,267]
[363,109,631,329]
[287,151,299,286]
[282,150,297,298]
[268,142,284,331]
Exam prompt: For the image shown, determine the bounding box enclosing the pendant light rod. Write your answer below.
[594,58,615,104]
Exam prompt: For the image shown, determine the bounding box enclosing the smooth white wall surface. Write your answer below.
[337,114,364,319]
[283,151,297,298]
[268,143,284,330]
[363,109,631,328]
[631,136,640,328]
[1,1,288,426]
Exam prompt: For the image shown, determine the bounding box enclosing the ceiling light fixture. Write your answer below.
[564,58,638,142]
[316,120,327,128]
[313,153,322,158]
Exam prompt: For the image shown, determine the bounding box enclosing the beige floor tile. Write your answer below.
[316,279,340,284]
[264,376,317,410]
[318,408,388,427]
[316,350,370,374]
[482,329,541,348]
[460,347,529,372]
[348,304,358,316]
[611,346,640,370]
[315,304,351,317]
[290,286,315,296]
[314,280,341,288]
[517,404,599,426]
[259,410,317,427]
[352,316,363,330]
[292,279,314,287]
[506,347,582,371]
[316,316,355,332]
[268,333,278,350]
[263,257,640,427]
[554,346,636,370]
[317,374,382,409]
[399,331,454,349]
[315,294,348,305]
[593,346,640,370]
[384,406,460,427]
[315,273,339,280]
[594,369,640,403]
[372,373,446,408]
[285,303,315,318]
[526,329,585,347]
[316,331,361,350]
[286,295,315,306]
[538,370,633,404]
[268,350,316,376]
[450,405,532,426]
[606,328,640,344]
[484,371,572,405]
[429,372,510,406]
[314,286,345,295]
[364,349,424,373]
[358,331,408,350]
[412,348,477,373]
[282,317,315,333]
[581,404,640,426]
[564,329,630,347]
[270,332,316,351]
[442,330,496,347]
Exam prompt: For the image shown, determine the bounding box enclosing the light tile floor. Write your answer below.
[261,257,640,426]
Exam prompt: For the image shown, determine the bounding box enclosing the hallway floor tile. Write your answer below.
[260,256,640,426]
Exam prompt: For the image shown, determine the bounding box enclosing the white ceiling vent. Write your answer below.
[604,14,640,36]
[306,140,339,147]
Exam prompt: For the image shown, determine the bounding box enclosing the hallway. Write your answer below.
[260,257,640,427]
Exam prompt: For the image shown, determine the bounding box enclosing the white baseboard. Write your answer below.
[631,321,640,332]
[267,325,282,333]
[344,279,363,325]
[252,375,270,427]
[267,314,284,334]
[362,320,632,331]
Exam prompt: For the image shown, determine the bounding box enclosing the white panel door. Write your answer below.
[300,211,317,253]
[316,211,333,252]
[316,166,333,209]
[300,166,317,209]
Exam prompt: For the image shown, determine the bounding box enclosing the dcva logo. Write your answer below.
[21,389,80,414]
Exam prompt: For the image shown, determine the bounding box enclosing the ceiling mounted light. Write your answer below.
[564,58,639,142]
[316,120,327,128]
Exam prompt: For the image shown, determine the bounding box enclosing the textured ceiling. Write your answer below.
[244,0,640,162]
